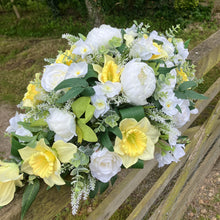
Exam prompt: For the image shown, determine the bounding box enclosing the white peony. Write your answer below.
[173,100,198,128]
[6,112,32,141]
[85,24,122,51]
[121,60,156,105]
[46,108,76,142]
[89,148,122,183]
[129,37,159,60]
[65,62,88,79]
[41,63,69,92]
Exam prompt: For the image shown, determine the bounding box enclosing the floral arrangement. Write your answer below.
[1,22,206,217]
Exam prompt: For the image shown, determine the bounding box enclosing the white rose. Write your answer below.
[46,108,76,142]
[85,24,122,51]
[121,60,156,105]
[41,63,69,92]
[89,148,122,183]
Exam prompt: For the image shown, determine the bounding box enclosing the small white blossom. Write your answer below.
[72,39,92,58]
[65,62,88,79]
[91,95,110,118]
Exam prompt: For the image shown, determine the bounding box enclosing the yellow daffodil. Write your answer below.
[56,45,80,66]
[0,161,23,206]
[93,55,123,83]
[22,73,44,108]
[114,117,160,168]
[176,68,188,82]
[19,139,76,187]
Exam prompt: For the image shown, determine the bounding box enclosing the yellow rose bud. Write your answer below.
[0,161,23,206]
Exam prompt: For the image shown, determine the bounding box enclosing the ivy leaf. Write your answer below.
[21,179,40,220]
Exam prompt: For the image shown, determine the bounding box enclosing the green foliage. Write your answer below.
[174,0,199,10]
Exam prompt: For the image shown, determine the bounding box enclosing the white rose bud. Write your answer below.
[89,148,122,183]
[46,108,76,142]
[121,60,156,105]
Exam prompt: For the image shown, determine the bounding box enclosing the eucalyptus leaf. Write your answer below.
[54,78,88,91]
[179,81,197,91]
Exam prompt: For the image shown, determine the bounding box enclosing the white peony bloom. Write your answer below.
[46,108,76,142]
[89,148,122,183]
[85,24,122,51]
[150,31,175,58]
[65,62,88,79]
[91,95,110,118]
[93,81,121,98]
[173,100,198,128]
[6,112,32,141]
[72,39,92,58]
[129,37,159,60]
[155,144,185,167]
[121,60,156,105]
[41,63,69,92]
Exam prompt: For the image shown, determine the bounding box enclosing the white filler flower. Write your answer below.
[89,148,122,183]
[121,60,156,105]
[46,108,76,142]
[41,63,69,92]
[85,24,122,51]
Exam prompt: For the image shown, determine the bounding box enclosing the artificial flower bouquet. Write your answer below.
[1,22,206,217]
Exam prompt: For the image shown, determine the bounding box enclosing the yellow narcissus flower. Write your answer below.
[114,117,160,168]
[22,73,45,108]
[0,161,23,206]
[56,45,80,66]
[19,139,77,187]
[93,55,123,83]
[176,68,188,82]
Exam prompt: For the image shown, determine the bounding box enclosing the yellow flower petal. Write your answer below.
[0,181,15,206]
[139,138,155,160]
[44,173,65,187]
[52,140,77,163]
[92,64,103,75]
[0,161,20,182]
[118,155,138,169]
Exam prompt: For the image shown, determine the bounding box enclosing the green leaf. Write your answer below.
[184,39,190,49]
[56,87,85,103]
[119,106,145,121]
[129,159,144,169]
[84,64,98,80]
[99,181,109,194]
[89,181,98,198]
[72,97,91,118]
[54,78,88,91]
[179,81,197,91]
[12,133,36,143]
[17,122,42,132]
[21,179,40,220]
[184,90,208,100]
[175,104,182,113]
[158,66,176,75]
[11,137,24,158]
[77,120,98,142]
[109,36,122,48]
[99,130,113,151]
[80,87,95,96]
[174,90,187,99]
[110,175,117,186]
[108,126,122,139]
[30,118,47,127]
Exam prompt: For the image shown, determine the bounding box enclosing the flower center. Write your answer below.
[121,128,147,157]
[101,61,120,83]
[29,151,55,178]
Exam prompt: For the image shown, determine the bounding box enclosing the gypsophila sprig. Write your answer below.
[2,22,207,216]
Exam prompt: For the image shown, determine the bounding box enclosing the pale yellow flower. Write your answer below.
[93,55,123,83]
[19,139,71,187]
[22,73,44,108]
[114,117,160,168]
[0,161,23,206]
[176,68,188,82]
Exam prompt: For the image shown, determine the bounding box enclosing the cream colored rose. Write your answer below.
[89,148,122,183]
